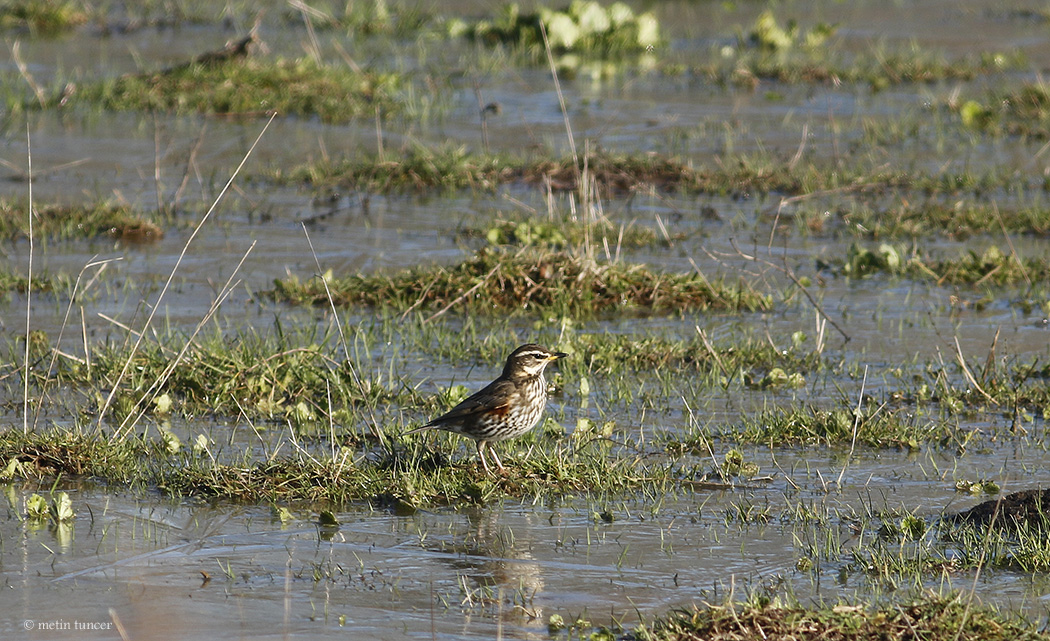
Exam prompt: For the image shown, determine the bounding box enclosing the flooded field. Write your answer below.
[2,1,1050,639]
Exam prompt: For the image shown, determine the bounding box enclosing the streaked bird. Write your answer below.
[406,344,567,474]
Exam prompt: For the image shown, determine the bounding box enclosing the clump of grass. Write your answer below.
[450,1,660,57]
[729,406,939,449]
[0,267,66,296]
[273,144,516,192]
[888,357,1050,418]
[631,594,1048,641]
[799,200,1050,240]
[0,422,683,506]
[461,216,678,249]
[51,332,411,423]
[574,332,823,377]
[0,427,148,484]
[51,56,407,123]
[828,242,1050,287]
[0,199,162,242]
[951,82,1050,139]
[268,247,772,318]
[277,146,1030,199]
[0,0,87,35]
[271,147,804,196]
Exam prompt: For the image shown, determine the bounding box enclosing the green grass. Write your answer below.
[724,406,939,450]
[0,0,86,35]
[828,243,1050,290]
[628,594,1050,641]
[0,268,67,296]
[267,247,772,318]
[46,330,413,425]
[796,200,1050,240]
[451,1,661,59]
[951,82,1050,139]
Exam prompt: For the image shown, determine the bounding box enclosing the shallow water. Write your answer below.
[2,0,1050,638]
[4,442,1050,639]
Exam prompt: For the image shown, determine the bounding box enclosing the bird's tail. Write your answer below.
[401,422,437,437]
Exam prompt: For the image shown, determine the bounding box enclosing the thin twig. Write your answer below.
[539,21,579,177]
[113,243,257,440]
[729,237,850,343]
[953,336,998,405]
[695,326,729,382]
[22,123,34,435]
[12,41,46,108]
[422,264,500,326]
[96,113,276,434]
[836,365,867,487]
[302,224,388,447]
[991,201,1031,290]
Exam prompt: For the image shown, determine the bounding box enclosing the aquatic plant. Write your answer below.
[450,1,660,56]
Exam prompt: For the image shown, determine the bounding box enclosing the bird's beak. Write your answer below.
[550,351,568,361]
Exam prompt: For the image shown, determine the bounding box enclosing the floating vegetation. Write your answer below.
[0,0,87,35]
[703,10,1017,89]
[0,199,162,242]
[50,40,408,122]
[740,10,836,53]
[826,242,1050,288]
[951,83,1050,139]
[268,247,772,318]
[450,1,660,57]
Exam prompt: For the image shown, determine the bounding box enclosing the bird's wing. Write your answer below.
[414,379,515,430]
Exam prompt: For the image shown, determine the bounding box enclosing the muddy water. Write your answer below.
[3,0,1050,638]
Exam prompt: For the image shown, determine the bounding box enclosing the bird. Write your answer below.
[405,344,567,474]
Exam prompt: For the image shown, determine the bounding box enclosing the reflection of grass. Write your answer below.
[0,199,162,242]
[268,247,772,317]
[52,57,408,123]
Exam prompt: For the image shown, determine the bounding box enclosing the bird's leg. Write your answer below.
[476,440,492,475]
[488,446,506,474]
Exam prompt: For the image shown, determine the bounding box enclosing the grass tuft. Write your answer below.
[0,199,163,242]
[268,247,772,317]
[50,56,407,123]
[629,594,1049,641]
